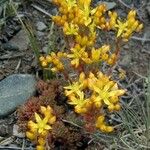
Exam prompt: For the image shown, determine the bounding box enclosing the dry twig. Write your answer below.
[31,4,52,18]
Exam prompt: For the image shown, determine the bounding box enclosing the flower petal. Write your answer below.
[35,113,42,123]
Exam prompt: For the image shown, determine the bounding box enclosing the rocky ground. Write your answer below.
[0,0,150,149]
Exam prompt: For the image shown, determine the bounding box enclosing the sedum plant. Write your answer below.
[26,105,56,150]
[24,0,143,149]
[39,0,143,133]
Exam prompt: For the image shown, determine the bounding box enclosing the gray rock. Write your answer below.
[97,2,116,10]
[13,124,25,138]
[36,21,47,31]
[2,43,19,51]
[42,46,49,53]
[8,30,29,51]
[51,8,58,15]
[37,31,45,37]
[0,74,36,117]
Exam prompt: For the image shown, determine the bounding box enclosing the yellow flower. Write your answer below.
[28,113,51,134]
[66,0,77,10]
[40,106,56,124]
[64,81,83,96]
[68,91,88,114]
[67,45,88,67]
[46,55,52,63]
[127,10,136,19]
[89,72,125,107]
[40,52,66,72]
[115,20,128,37]
[79,72,88,88]
[63,22,79,35]
[114,10,143,40]
[91,47,101,62]
[38,137,46,146]
[77,0,92,26]
[40,59,48,67]
[36,145,45,150]
[118,68,126,80]
[90,45,110,63]
[27,106,56,138]
[26,131,35,140]
[39,56,45,62]
[107,11,118,30]
[40,105,53,116]
[96,115,114,132]
[96,115,105,128]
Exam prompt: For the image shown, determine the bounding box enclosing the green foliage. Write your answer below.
[0,0,19,30]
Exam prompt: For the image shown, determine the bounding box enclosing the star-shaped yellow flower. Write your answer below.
[66,0,77,10]
[64,81,83,96]
[63,22,79,35]
[28,113,51,134]
[115,20,128,37]
[67,46,88,68]
[89,72,125,107]
[68,91,88,114]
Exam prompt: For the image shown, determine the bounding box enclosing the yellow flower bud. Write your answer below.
[81,36,88,46]
[76,35,82,43]
[38,137,46,146]
[127,17,135,27]
[36,145,45,150]
[101,53,109,61]
[51,52,56,57]
[52,59,59,65]
[114,103,121,111]
[100,124,107,132]
[79,72,85,81]
[102,45,110,53]
[57,52,63,57]
[85,100,93,109]
[49,116,56,124]
[39,56,45,62]
[68,13,74,20]
[91,48,100,62]
[26,131,35,140]
[106,126,114,132]
[57,63,64,70]
[136,23,143,32]
[62,15,67,21]
[100,24,106,29]
[107,54,117,65]
[51,67,58,72]
[46,55,52,63]
[75,106,87,114]
[110,96,119,103]
[41,61,48,67]
[108,104,115,111]
[131,20,139,30]
[94,101,102,108]
[127,10,136,19]
[100,17,106,24]
[97,115,105,124]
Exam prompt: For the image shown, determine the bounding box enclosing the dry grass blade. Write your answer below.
[0,136,14,146]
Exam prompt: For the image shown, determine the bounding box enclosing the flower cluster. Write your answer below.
[114,10,143,41]
[96,115,114,132]
[38,0,143,133]
[39,52,67,72]
[26,106,56,150]
[52,0,143,40]
[64,71,125,131]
